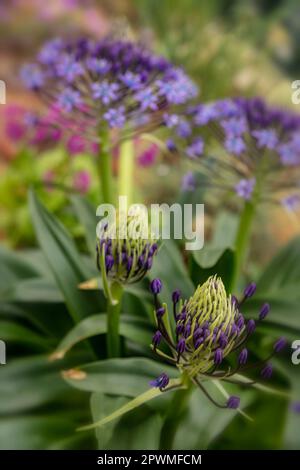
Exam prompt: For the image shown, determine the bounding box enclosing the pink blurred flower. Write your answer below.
[66,134,86,155]
[73,170,91,193]
[137,144,159,167]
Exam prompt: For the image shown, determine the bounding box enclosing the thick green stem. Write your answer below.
[118,138,135,206]
[159,378,193,450]
[97,131,114,205]
[107,281,123,358]
[230,200,256,293]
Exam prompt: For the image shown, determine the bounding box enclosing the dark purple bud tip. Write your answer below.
[145,257,153,270]
[149,372,169,390]
[152,330,162,348]
[150,278,162,294]
[105,254,114,271]
[149,243,158,256]
[238,348,248,365]
[244,282,257,298]
[246,319,256,334]
[172,289,181,304]
[259,303,270,321]
[274,337,287,353]
[261,363,273,379]
[227,395,240,409]
[231,295,239,307]
[214,348,223,365]
[176,338,186,354]
[237,314,245,329]
[156,307,165,319]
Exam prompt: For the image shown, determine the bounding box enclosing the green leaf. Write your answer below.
[190,247,234,291]
[63,357,178,396]
[53,314,153,359]
[71,195,97,256]
[79,380,181,431]
[29,190,103,322]
[0,246,41,295]
[0,321,52,350]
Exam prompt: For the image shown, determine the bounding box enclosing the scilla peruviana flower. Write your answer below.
[168,97,300,210]
[21,37,198,144]
[149,275,287,409]
[96,207,158,286]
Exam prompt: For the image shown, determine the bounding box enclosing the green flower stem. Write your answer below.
[230,200,256,293]
[118,138,135,206]
[159,375,193,450]
[97,130,114,205]
[106,281,123,358]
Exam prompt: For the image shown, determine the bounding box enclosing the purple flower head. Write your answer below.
[259,303,270,321]
[282,195,300,212]
[227,396,240,409]
[149,373,169,390]
[149,275,278,410]
[225,135,246,155]
[21,37,198,143]
[67,134,86,155]
[252,129,278,149]
[261,363,273,379]
[181,172,197,192]
[103,106,126,128]
[221,117,247,136]
[150,278,162,295]
[57,88,82,112]
[20,64,44,90]
[235,178,256,200]
[274,337,287,353]
[186,137,204,159]
[56,54,83,82]
[91,80,119,105]
[73,170,91,194]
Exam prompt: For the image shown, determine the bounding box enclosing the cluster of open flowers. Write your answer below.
[21,37,198,144]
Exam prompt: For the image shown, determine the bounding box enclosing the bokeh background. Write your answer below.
[1,0,300,450]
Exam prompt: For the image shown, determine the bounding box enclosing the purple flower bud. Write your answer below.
[184,322,191,338]
[193,327,203,340]
[176,338,186,354]
[152,330,162,348]
[149,243,158,256]
[247,319,256,334]
[244,282,257,298]
[176,322,184,335]
[126,256,133,272]
[214,348,223,365]
[194,337,204,349]
[203,328,210,339]
[274,337,287,353]
[172,289,181,304]
[231,295,239,307]
[237,314,245,329]
[219,333,228,349]
[149,372,169,389]
[238,348,248,365]
[105,254,114,271]
[259,303,270,320]
[145,256,153,270]
[156,307,165,319]
[227,395,240,409]
[261,363,273,379]
[138,255,145,267]
[150,278,162,294]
